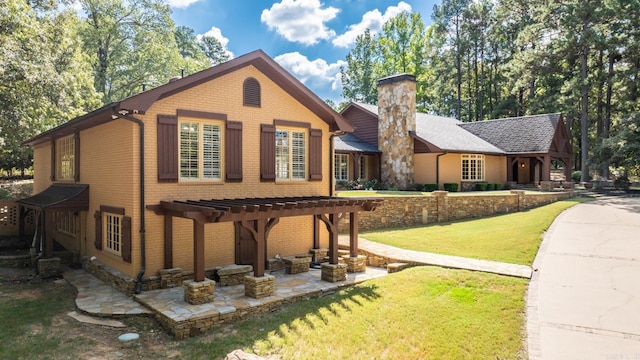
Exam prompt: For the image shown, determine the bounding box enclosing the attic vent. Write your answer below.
[243,77,261,107]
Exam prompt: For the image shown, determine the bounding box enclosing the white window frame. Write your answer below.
[179,119,224,181]
[276,127,307,181]
[56,211,79,236]
[57,135,75,181]
[461,154,485,181]
[334,154,349,181]
[103,212,122,256]
[359,156,367,180]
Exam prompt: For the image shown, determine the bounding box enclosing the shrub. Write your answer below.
[424,184,439,192]
[571,171,582,182]
[364,179,387,190]
[443,183,459,192]
[336,180,349,190]
[475,183,488,191]
[388,186,398,191]
[614,176,631,190]
[486,183,495,191]
[494,183,504,190]
[414,183,425,191]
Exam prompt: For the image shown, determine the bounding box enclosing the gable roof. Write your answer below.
[459,113,562,154]
[414,113,505,154]
[23,50,353,146]
[334,133,381,153]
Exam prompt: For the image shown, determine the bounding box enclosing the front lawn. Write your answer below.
[178,267,528,359]
[361,198,588,265]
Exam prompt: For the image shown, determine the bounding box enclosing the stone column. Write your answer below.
[183,279,215,305]
[433,191,449,223]
[377,74,416,190]
[510,190,526,211]
[244,275,275,299]
[346,255,367,273]
[321,263,347,282]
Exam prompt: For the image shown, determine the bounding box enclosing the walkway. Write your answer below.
[528,197,640,359]
[339,236,532,278]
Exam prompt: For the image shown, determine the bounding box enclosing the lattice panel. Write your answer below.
[0,205,17,227]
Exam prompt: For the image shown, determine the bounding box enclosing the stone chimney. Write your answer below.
[377,73,416,190]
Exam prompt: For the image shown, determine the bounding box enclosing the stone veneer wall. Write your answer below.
[377,74,416,190]
[339,190,574,232]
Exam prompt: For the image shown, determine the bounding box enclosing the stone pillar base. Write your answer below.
[244,275,275,299]
[267,258,285,271]
[159,267,183,288]
[309,248,328,263]
[346,255,367,273]
[321,263,347,282]
[283,256,311,274]
[38,257,61,278]
[183,279,215,305]
[217,264,252,286]
[540,181,554,192]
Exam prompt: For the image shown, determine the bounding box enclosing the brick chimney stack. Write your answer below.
[377,74,416,190]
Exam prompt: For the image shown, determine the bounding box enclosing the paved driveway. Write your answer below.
[528,197,640,359]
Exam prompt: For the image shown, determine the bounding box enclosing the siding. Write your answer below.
[342,106,379,147]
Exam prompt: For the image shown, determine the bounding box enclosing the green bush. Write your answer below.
[388,186,398,191]
[414,183,425,191]
[614,176,631,190]
[424,184,439,192]
[494,183,504,190]
[571,171,582,182]
[475,183,488,191]
[443,183,459,192]
[486,183,495,191]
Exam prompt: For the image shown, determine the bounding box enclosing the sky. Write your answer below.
[169,0,438,103]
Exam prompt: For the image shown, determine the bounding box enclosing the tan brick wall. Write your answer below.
[414,153,507,190]
[32,142,52,194]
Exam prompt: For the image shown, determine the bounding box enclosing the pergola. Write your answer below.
[147,196,382,281]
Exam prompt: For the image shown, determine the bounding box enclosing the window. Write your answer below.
[103,212,122,256]
[179,120,223,180]
[359,157,367,180]
[276,128,306,180]
[335,154,349,181]
[462,154,485,181]
[57,211,78,236]
[57,135,75,180]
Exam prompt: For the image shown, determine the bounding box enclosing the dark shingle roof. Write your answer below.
[414,113,505,154]
[459,113,561,153]
[334,133,381,153]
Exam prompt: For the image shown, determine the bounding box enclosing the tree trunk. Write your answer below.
[603,52,614,179]
[455,14,462,120]
[580,45,590,183]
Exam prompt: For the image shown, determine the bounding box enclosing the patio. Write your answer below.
[65,263,388,339]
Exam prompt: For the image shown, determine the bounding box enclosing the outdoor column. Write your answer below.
[192,220,205,282]
[313,215,320,249]
[328,213,338,264]
[349,212,358,257]
[507,157,514,182]
[542,155,551,181]
[253,220,266,277]
[44,210,54,258]
[164,214,173,269]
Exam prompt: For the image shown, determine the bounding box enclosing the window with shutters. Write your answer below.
[179,119,224,181]
[56,211,79,236]
[103,212,122,256]
[334,154,349,181]
[243,78,261,107]
[461,154,485,181]
[57,135,75,181]
[275,127,306,181]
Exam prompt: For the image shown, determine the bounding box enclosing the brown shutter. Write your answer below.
[260,124,276,181]
[94,210,102,250]
[121,216,132,263]
[157,115,178,182]
[50,140,56,181]
[309,128,323,181]
[74,132,80,182]
[225,121,243,182]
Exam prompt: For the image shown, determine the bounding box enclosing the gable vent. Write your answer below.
[243,77,261,107]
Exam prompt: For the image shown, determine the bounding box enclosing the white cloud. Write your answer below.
[197,26,235,59]
[332,1,412,48]
[261,0,340,46]
[274,52,346,92]
[167,0,202,9]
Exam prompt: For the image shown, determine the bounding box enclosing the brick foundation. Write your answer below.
[345,255,367,273]
[321,263,347,282]
[244,275,275,299]
[183,279,215,305]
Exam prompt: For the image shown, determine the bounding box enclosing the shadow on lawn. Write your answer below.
[179,283,381,358]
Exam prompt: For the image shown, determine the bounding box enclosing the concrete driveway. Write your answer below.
[528,197,640,359]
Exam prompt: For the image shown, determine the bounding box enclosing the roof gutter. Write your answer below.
[111,108,146,294]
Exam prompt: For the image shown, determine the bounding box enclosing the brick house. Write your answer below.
[335,74,573,191]
[19,50,379,299]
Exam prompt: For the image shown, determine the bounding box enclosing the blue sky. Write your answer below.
[169,0,438,103]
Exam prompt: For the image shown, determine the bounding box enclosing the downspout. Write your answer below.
[436,152,447,189]
[112,109,146,294]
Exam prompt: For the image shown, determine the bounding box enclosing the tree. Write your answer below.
[340,29,379,104]
[199,35,230,65]
[593,113,640,177]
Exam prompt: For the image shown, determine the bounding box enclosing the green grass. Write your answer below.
[178,267,528,359]
[337,190,540,197]
[361,198,589,265]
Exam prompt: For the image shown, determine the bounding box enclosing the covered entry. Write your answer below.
[147,196,382,282]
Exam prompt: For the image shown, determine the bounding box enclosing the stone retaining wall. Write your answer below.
[339,190,574,232]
